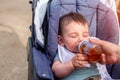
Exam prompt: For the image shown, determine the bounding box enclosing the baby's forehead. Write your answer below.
[63,22,88,31]
[64,21,88,27]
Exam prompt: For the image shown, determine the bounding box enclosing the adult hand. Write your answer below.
[90,38,120,64]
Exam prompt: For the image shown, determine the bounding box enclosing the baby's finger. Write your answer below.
[76,54,88,61]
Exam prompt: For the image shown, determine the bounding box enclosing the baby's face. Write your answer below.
[61,21,89,53]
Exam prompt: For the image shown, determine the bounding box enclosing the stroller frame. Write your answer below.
[27,0,39,80]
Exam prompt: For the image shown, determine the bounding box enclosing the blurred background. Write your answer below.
[0,0,31,80]
[0,0,120,80]
[116,0,120,25]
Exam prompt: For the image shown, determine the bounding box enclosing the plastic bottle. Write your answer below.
[78,40,102,63]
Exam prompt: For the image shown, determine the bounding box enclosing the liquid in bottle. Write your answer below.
[78,40,102,63]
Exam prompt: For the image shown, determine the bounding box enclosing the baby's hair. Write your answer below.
[58,12,88,35]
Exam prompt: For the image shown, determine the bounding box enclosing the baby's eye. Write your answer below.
[83,33,89,37]
[83,35,88,37]
[71,35,77,38]
[70,34,78,38]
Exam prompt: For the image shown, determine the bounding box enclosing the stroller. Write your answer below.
[27,0,120,80]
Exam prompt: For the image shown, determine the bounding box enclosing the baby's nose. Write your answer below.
[78,37,84,42]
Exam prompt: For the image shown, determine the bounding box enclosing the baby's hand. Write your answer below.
[72,54,89,68]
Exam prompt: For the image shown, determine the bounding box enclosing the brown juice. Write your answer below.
[78,40,101,63]
[87,46,101,63]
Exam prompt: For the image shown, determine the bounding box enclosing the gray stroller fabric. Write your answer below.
[45,0,119,79]
[32,0,119,79]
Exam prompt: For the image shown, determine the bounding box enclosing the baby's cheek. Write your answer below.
[72,45,78,52]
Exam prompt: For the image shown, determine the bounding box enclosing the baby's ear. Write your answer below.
[58,35,64,46]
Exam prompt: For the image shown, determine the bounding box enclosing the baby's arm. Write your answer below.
[52,54,88,78]
[52,60,75,78]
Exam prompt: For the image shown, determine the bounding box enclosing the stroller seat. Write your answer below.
[27,0,119,80]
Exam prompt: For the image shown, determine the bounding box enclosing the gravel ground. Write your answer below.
[0,0,31,80]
